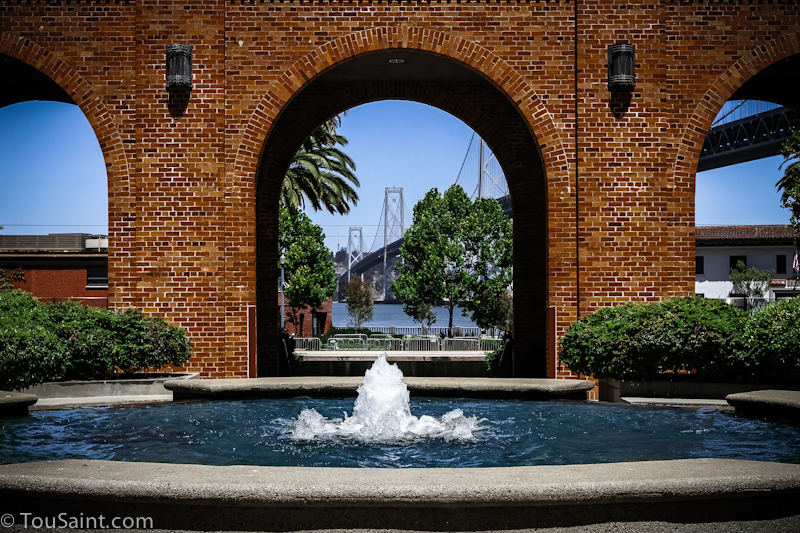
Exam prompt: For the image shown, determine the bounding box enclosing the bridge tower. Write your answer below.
[477,138,509,199]
[347,227,363,281]
[383,187,406,301]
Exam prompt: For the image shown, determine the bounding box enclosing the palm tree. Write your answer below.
[282,114,360,215]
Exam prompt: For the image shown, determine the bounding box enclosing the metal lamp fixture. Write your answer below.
[608,41,635,90]
[166,43,193,90]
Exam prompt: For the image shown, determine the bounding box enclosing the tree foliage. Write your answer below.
[344,277,374,330]
[278,207,337,337]
[391,185,513,334]
[0,267,25,290]
[282,115,360,216]
[729,260,774,302]
[778,129,800,233]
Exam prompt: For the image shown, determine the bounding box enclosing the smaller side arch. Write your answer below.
[673,33,800,183]
[0,32,134,307]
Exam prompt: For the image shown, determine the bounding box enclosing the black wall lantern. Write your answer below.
[608,41,635,90]
[607,41,635,118]
[166,44,192,118]
[166,43,193,90]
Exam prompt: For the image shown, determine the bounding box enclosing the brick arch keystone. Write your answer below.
[233,26,568,191]
[674,33,800,185]
[0,32,133,306]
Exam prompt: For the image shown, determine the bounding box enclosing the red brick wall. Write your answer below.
[10,269,108,308]
[278,295,333,338]
[2,1,799,378]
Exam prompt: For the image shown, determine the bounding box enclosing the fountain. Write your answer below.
[1,355,799,530]
[292,354,483,443]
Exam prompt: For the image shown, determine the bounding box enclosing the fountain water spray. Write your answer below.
[291,354,483,443]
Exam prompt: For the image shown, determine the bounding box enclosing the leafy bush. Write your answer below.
[319,325,376,345]
[0,290,192,389]
[742,296,800,384]
[559,297,749,381]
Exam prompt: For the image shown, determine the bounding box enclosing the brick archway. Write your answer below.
[233,27,567,184]
[674,33,800,184]
[0,32,134,307]
[238,29,562,377]
[669,33,800,277]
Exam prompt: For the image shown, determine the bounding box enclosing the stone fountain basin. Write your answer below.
[164,375,596,400]
[0,459,799,530]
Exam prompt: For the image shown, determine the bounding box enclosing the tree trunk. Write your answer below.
[448,301,455,337]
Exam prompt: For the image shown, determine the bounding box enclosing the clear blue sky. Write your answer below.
[0,100,792,249]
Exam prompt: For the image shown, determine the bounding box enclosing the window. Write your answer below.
[86,266,108,288]
[695,256,704,275]
[777,255,787,274]
[730,255,746,273]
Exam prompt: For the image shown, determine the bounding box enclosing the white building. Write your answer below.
[695,225,800,301]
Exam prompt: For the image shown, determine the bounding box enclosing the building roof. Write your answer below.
[0,234,107,253]
[696,225,798,246]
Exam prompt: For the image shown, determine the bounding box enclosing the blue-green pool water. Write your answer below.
[2,398,799,467]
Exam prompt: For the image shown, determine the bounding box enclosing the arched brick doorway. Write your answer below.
[0,33,133,309]
[255,49,549,377]
[674,40,800,278]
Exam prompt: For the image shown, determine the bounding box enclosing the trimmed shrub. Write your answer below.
[559,297,749,381]
[0,290,192,389]
[742,296,800,384]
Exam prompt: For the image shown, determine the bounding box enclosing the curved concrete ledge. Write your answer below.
[165,376,595,400]
[0,391,37,415]
[726,389,800,423]
[0,459,798,530]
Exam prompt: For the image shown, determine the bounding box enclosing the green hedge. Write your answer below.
[557,296,793,383]
[742,296,800,383]
[0,290,192,389]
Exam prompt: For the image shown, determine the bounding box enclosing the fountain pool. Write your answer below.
[2,355,799,467]
[2,355,800,531]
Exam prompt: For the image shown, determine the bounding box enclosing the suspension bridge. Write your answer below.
[340,101,797,301]
[339,133,511,301]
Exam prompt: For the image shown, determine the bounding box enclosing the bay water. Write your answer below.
[332,302,478,328]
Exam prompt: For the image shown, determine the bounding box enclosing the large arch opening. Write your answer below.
[0,53,109,307]
[693,52,800,304]
[255,50,549,377]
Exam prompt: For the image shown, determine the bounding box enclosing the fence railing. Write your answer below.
[365,326,500,337]
[294,337,321,351]
[441,337,479,351]
[367,337,404,351]
[294,333,500,352]
[403,336,441,351]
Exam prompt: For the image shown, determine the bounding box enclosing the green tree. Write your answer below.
[344,277,374,330]
[470,289,513,332]
[282,115,360,215]
[278,207,337,337]
[777,129,800,233]
[391,185,513,335]
[729,260,774,308]
[0,267,25,291]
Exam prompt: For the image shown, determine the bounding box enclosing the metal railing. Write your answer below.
[441,337,480,351]
[403,336,441,351]
[367,337,404,351]
[293,333,502,352]
[365,325,498,337]
[294,337,322,351]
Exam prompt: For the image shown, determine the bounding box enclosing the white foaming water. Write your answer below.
[291,353,484,443]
